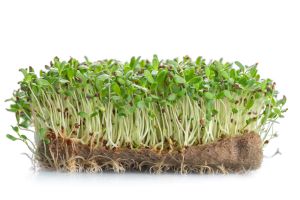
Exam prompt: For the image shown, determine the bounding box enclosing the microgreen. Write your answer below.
[6,56,287,151]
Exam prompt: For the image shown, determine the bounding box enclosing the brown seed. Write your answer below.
[200,118,205,126]
[74,123,80,129]
[264,140,269,144]
[66,139,72,145]
[233,84,241,89]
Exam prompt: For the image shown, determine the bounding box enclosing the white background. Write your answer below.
[0,0,299,199]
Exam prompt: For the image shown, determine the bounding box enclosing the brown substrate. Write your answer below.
[37,131,263,173]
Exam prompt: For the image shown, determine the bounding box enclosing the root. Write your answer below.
[36,131,263,174]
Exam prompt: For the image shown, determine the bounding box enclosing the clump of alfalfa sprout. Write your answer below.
[6,55,287,152]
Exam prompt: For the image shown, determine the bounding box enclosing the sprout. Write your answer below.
[6,56,287,151]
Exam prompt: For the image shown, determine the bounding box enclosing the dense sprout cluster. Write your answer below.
[6,56,287,151]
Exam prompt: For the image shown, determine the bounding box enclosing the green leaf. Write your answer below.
[19,120,30,129]
[132,83,148,92]
[184,69,195,81]
[67,68,75,80]
[220,71,229,79]
[235,61,244,72]
[177,89,186,97]
[97,74,110,81]
[249,66,257,77]
[223,90,233,99]
[212,109,218,116]
[150,82,158,91]
[195,56,203,65]
[174,75,186,84]
[246,99,254,110]
[90,111,99,118]
[216,92,225,99]
[136,101,145,109]
[204,92,214,100]
[274,108,281,115]
[152,55,159,70]
[11,126,19,133]
[188,76,202,84]
[59,79,69,84]
[167,93,177,101]
[144,70,154,84]
[150,95,160,100]
[129,57,136,68]
[111,82,121,95]
[255,93,262,99]
[44,138,50,144]
[37,79,50,86]
[277,95,287,106]
[229,69,236,78]
[78,111,89,118]
[156,69,168,84]
[205,67,211,77]
[117,77,126,85]
[145,97,152,103]
[38,128,46,139]
[6,134,18,141]
[205,100,213,121]
[129,56,140,69]
[19,68,28,77]
[20,134,28,140]
[115,70,123,77]
[232,108,238,114]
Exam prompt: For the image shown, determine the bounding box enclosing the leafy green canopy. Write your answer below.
[6,55,287,150]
